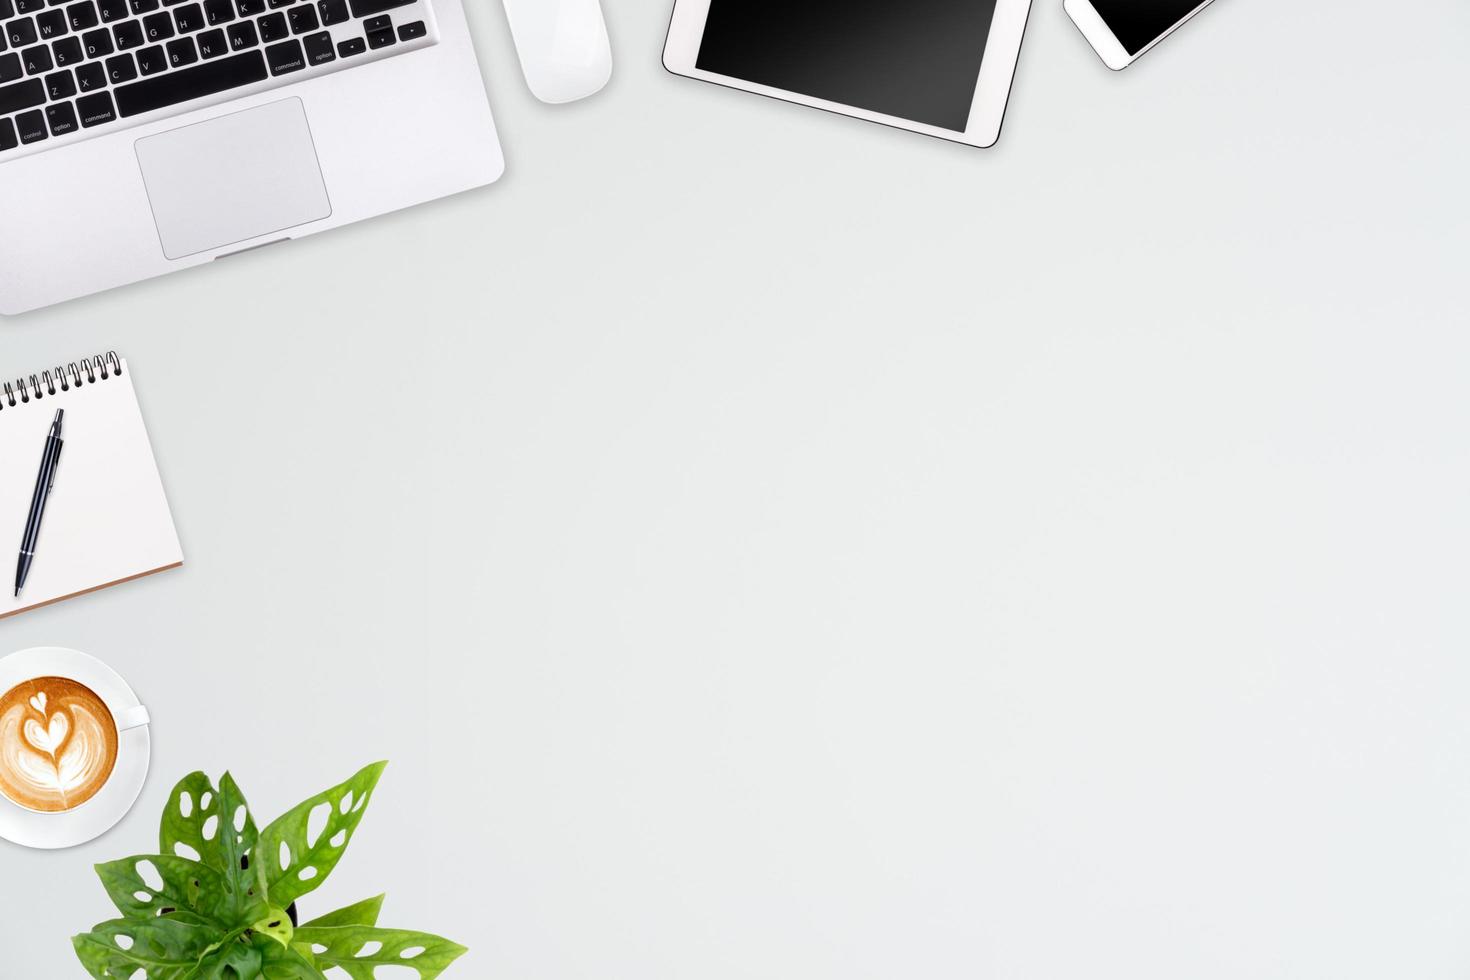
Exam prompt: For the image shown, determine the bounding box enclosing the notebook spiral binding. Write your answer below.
[0,352,124,412]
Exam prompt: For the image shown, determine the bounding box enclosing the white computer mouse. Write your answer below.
[501,0,613,104]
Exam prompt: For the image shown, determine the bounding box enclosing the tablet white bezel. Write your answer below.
[1064,0,1217,71]
[663,0,1033,148]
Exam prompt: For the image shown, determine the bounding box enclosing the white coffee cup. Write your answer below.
[0,648,152,849]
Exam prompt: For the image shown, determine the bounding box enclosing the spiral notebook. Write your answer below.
[0,353,182,620]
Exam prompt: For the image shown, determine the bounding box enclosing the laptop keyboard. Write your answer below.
[0,0,434,158]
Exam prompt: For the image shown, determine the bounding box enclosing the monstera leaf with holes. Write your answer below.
[71,762,468,980]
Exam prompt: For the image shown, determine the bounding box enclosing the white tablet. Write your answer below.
[664,0,1034,148]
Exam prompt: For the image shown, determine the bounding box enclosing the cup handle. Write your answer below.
[115,704,151,731]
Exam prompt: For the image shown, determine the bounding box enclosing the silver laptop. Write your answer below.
[0,0,502,314]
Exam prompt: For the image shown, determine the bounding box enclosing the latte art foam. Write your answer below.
[0,677,119,813]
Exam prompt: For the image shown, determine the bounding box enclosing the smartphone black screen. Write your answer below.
[1087,0,1209,55]
[695,0,1001,132]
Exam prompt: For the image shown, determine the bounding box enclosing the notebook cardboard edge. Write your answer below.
[0,561,184,621]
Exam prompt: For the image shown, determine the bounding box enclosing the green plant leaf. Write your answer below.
[95,854,231,924]
[292,925,467,980]
[160,771,262,922]
[261,942,327,979]
[71,916,219,980]
[149,909,219,929]
[197,940,264,980]
[251,906,296,949]
[215,773,264,920]
[253,762,387,909]
[159,772,223,867]
[300,894,385,928]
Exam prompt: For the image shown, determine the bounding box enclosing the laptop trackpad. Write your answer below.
[135,98,332,260]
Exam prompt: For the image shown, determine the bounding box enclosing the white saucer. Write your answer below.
[0,647,152,850]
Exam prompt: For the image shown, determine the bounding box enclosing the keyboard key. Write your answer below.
[265,0,291,8]
[171,0,198,30]
[7,17,38,46]
[21,41,50,71]
[14,105,44,140]
[42,66,71,95]
[333,34,359,57]
[256,10,282,39]
[0,73,41,110]
[285,2,311,32]
[114,47,262,114]
[74,85,109,122]
[0,116,15,149]
[44,98,74,132]
[315,0,342,24]
[135,40,162,71]
[164,33,191,63]
[127,0,157,15]
[0,0,11,19]
[73,55,100,85]
[141,10,169,38]
[223,16,251,47]
[361,12,384,31]
[34,7,62,37]
[95,0,123,20]
[51,33,81,62]
[80,24,108,54]
[300,25,327,61]
[15,0,42,11]
[365,24,390,48]
[263,35,298,72]
[194,23,220,54]
[111,17,139,45]
[395,19,421,41]
[346,0,405,18]
[234,0,260,13]
[0,50,20,78]
[201,0,227,22]
[103,49,132,79]
[64,0,94,28]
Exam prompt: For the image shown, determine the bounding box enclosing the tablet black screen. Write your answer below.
[695,0,1001,133]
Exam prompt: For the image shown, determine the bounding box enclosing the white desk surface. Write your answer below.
[4,2,1470,977]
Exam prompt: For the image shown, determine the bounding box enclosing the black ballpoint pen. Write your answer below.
[15,409,64,597]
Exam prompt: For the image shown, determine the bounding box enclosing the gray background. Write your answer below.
[4,1,1470,977]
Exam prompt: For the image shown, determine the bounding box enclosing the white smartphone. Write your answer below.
[1064,0,1217,70]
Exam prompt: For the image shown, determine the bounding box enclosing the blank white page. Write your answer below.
[0,357,182,620]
